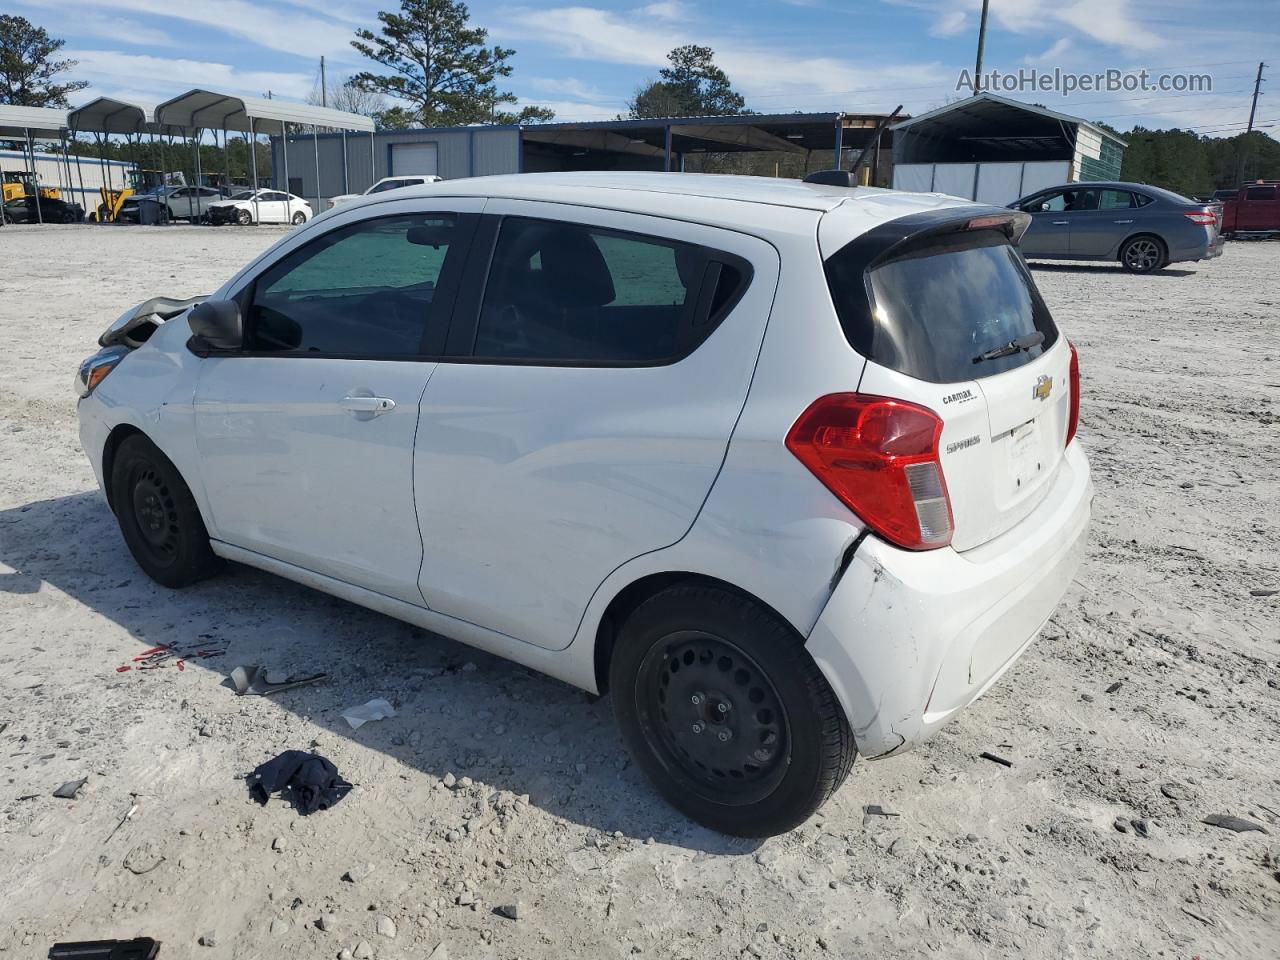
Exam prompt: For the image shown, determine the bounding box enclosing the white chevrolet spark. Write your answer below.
[77,171,1092,836]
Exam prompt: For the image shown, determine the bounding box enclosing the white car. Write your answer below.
[327,174,442,209]
[207,189,312,226]
[76,172,1092,837]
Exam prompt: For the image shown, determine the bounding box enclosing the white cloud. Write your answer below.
[931,10,968,37]
[527,76,621,103]
[1023,37,1074,64]
[47,0,360,62]
[517,99,621,121]
[638,1,687,20]
[498,5,951,113]
[66,49,316,103]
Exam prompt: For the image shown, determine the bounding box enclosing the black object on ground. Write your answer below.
[53,778,87,799]
[1105,681,1123,694]
[48,938,159,959]
[980,752,1013,767]
[1202,813,1269,834]
[230,664,329,697]
[248,750,352,815]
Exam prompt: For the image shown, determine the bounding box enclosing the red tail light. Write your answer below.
[1184,211,1218,226]
[786,394,953,550]
[1066,340,1081,448]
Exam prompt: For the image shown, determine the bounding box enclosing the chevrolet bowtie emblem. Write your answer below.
[1032,375,1053,401]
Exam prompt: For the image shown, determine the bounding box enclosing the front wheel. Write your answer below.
[237,208,253,226]
[291,211,307,225]
[110,435,219,588]
[1120,235,1166,273]
[610,584,855,837]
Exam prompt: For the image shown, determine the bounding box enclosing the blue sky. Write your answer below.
[13,0,1278,138]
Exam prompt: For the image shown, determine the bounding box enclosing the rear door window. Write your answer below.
[825,229,1058,384]
[246,214,467,357]
[1098,189,1136,209]
[471,217,747,364]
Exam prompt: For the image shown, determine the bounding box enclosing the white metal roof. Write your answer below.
[0,104,68,138]
[67,97,155,135]
[154,89,375,134]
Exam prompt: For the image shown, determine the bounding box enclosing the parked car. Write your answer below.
[1010,181,1223,272]
[117,185,224,223]
[1,194,84,224]
[75,172,1091,836]
[327,175,442,209]
[207,189,312,226]
[1219,180,1280,238]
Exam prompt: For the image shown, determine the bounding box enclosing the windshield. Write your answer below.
[826,229,1058,384]
[229,191,255,200]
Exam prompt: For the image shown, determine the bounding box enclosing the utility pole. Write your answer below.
[320,56,327,108]
[973,0,991,94]
[1235,61,1266,184]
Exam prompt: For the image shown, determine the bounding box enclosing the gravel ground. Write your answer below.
[1,224,1277,959]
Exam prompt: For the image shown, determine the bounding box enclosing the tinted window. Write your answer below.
[1134,192,1155,207]
[825,230,1058,384]
[369,179,408,194]
[472,217,744,364]
[246,214,460,357]
[1246,186,1277,200]
[1098,189,1135,209]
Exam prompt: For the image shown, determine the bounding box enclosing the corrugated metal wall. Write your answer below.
[273,127,520,209]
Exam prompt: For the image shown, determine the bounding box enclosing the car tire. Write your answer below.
[291,211,307,225]
[1119,235,1167,273]
[109,434,219,589]
[610,583,855,837]
[237,208,253,226]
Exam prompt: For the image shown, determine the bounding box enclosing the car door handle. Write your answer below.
[1113,219,1134,224]
[1051,220,1070,225]
[342,395,396,416]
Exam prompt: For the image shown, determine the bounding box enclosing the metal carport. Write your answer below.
[0,104,73,225]
[155,90,375,225]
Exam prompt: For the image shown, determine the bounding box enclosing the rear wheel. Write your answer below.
[610,584,855,837]
[237,208,253,226]
[291,211,307,225]
[110,435,219,588]
[1119,235,1166,273]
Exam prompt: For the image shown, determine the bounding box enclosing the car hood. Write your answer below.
[99,295,207,349]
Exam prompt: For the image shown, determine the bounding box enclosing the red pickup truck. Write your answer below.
[1220,180,1280,238]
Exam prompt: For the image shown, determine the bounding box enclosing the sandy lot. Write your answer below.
[1,224,1277,959]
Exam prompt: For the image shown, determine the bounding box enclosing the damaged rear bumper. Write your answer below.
[806,441,1093,759]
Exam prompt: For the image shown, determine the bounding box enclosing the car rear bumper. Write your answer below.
[806,441,1093,759]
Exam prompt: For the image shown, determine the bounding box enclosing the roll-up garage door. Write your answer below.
[390,142,439,176]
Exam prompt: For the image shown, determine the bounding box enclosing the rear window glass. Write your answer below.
[825,230,1058,384]
[1245,186,1277,201]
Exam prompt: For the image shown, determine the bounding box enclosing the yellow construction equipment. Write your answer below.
[92,170,181,223]
[1,171,60,203]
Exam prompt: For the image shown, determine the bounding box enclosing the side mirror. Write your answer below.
[189,299,243,350]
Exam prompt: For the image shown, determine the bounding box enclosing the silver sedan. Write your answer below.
[1011,181,1223,273]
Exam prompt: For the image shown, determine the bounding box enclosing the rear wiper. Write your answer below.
[973,331,1044,364]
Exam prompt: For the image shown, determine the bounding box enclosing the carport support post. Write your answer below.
[185,128,196,220]
[833,121,844,170]
[312,124,321,217]
[281,126,291,219]
[25,130,43,224]
[369,130,375,188]
[663,125,672,172]
[222,128,231,194]
[249,118,261,224]
[193,128,204,221]
[341,130,349,195]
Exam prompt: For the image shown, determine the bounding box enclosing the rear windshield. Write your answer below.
[826,229,1058,384]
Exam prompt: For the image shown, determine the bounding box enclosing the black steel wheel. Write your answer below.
[110,434,219,588]
[1120,235,1166,273]
[611,584,855,836]
[637,630,791,805]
